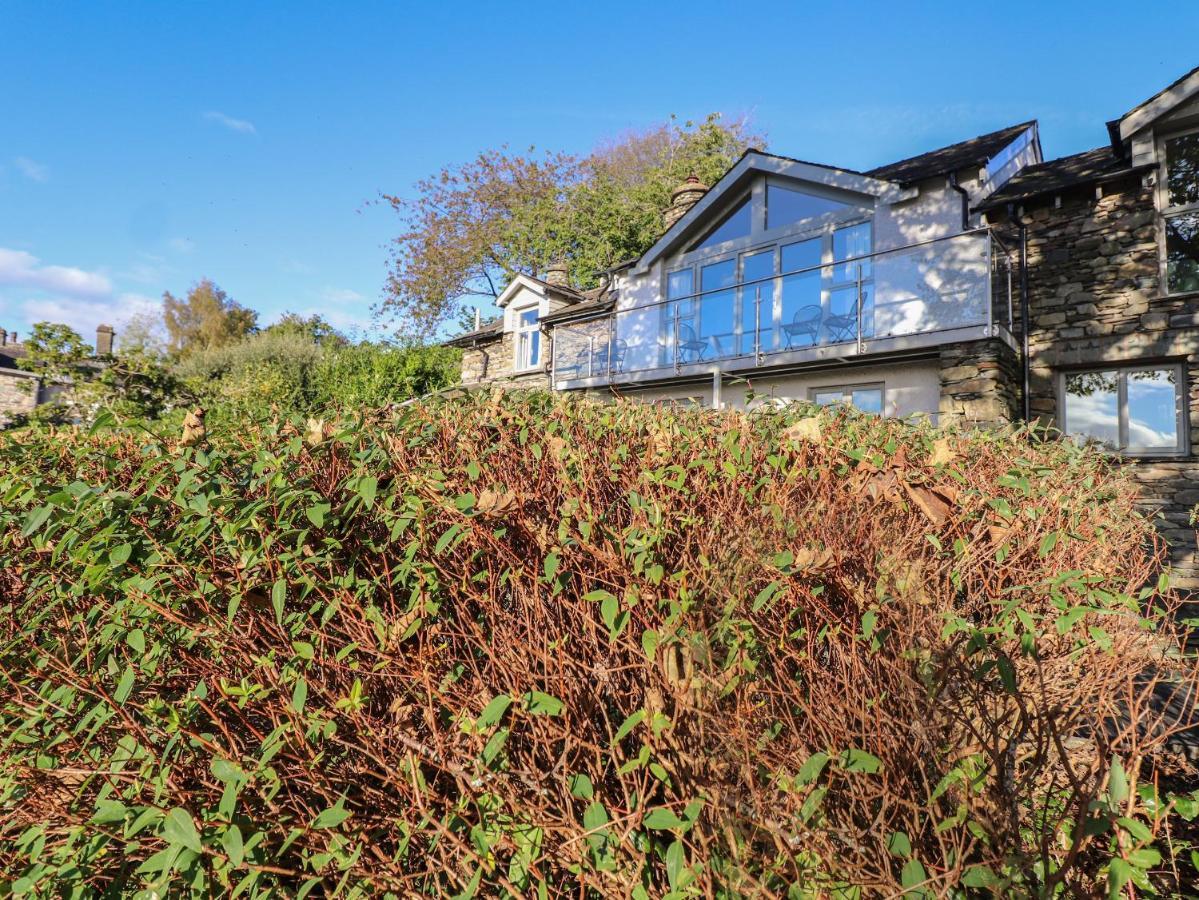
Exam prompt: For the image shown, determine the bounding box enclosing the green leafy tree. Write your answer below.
[162,279,258,356]
[15,322,178,425]
[380,114,763,337]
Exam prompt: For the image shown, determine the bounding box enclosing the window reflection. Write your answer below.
[1127,369,1178,451]
[1064,371,1119,448]
[766,184,852,230]
[1166,211,1199,294]
[690,198,752,251]
[739,250,774,355]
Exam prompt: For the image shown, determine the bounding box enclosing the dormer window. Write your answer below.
[1160,129,1199,295]
[515,306,541,370]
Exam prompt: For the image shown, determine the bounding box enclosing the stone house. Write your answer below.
[0,324,115,426]
[448,66,1199,585]
[0,329,43,425]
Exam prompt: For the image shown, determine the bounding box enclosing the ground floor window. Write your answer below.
[811,383,884,414]
[1060,363,1187,455]
[515,306,540,371]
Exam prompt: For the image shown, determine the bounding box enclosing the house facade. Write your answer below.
[449,67,1199,586]
[0,324,115,426]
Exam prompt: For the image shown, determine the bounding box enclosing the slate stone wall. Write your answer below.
[459,333,550,389]
[938,337,1022,426]
[996,172,1199,587]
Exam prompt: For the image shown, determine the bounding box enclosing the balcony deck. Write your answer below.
[551,229,1013,392]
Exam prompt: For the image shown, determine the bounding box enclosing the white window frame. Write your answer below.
[1156,125,1199,297]
[1058,362,1188,457]
[809,382,885,414]
[513,302,542,372]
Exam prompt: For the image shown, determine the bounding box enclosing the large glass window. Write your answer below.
[779,239,823,348]
[766,184,851,230]
[1162,132,1199,294]
[829,222,874,340]
[699,258,737,358]
[690,197,752,252]
[515,306,540,370]
[1062,365,1185,455]
[739,249,775,355]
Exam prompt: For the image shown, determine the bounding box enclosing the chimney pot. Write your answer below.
[544,260,570,288]
[95,324,115,356]
[663,174,709,231]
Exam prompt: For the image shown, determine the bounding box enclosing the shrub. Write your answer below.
[176,332,460,423]
[1,393,1197,896]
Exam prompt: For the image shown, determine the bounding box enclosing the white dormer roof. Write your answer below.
[634,150,917,273]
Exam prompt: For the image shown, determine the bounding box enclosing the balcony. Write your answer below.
[551,229,1014,391]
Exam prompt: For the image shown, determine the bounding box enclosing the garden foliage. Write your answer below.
[1,392,1198,896]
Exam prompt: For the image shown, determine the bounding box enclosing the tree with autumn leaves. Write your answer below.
[380,114,764,337]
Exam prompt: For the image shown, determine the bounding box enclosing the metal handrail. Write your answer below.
[636,226,995,314]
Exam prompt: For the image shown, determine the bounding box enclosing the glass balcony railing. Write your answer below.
[551,229,1012,386]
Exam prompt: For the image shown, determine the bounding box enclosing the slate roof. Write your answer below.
[0,343,28,370]
[444,317,503,347]
[866,121,1036,185]
[974,146,1152,210]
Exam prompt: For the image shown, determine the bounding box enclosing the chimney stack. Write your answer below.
[663,174,709,231]
[0,330,6,347]
[544,259,570,288]
[95,324,115,356]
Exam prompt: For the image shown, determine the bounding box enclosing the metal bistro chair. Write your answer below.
[592,338,628,375]
[824,310,858,343]
[676,322,708,364]
[783,305,822,348]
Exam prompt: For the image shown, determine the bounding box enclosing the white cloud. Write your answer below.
[203,111,257,134]
[13,156,49,182]
[11,294,161,346]
[0,247,110,298]
[320,286,365,304]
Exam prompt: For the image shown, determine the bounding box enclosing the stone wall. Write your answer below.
[938,337,1022,426]
[458,333,549,389]
[994,173,1199,587]
[0,371,38,425]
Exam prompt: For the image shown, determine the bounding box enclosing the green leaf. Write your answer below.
[543,553,560,582]
[1109,755,1128,806]
[306,503,330,528]
[21,505,53,537]
[752,581,781,612]
[163,807,203,853]
[611,709,645,745]
[92,799,129,824]
[312,805,352,829]
[476,694,512,729]
[114,665,136,704]
[1038,530,1060,558]
[839,747,882,774]
[356,476,378,508]
[211,758,246,784]
[643,807,688,830]
[900,857,927,890]
[221,824,244,867]
[795,751,830,786]
[583,589,616,604]
[292,640,315,660]
[292,678,308,714]
[1107,858,1132,898]
[109,543,133,567]
[887,831,912,858]
[523,691,563,716]
[568,773,594,799]
[126,629,146,654]
[271,579,287,623]
[961,865,998,888]
[665,839,685,890]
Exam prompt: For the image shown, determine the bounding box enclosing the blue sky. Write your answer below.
[2,1,1197,345]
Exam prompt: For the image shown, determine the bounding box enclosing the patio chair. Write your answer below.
[782,305,822,348]
[677,323,708,363]
[824,311,858,343]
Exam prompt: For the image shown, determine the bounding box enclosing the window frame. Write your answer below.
[512,302,542,372]
[1057,361,1188,457]
[809,381,885,414]
[1156,125,1199,297]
